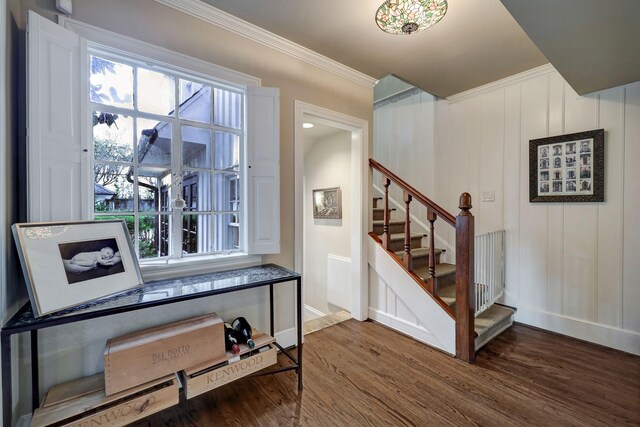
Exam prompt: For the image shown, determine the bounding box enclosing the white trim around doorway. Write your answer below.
[294,101,369,321]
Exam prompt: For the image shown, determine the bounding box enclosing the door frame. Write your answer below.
[294,101,369,321]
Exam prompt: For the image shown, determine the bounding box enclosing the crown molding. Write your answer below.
[446,63,556,103]
[153,0,377,88]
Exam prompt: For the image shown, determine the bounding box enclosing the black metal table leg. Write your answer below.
[31,329,39,410]
[269,284,274,337]
[2,331,12,427]
[296,277,303,391]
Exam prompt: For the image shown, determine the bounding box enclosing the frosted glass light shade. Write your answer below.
[376,0,448,35]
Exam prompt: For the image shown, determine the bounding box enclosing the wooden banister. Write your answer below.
[370,158,475,363]
[370,159,456,226]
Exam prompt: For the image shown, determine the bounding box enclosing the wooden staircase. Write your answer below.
[370,159,515,361]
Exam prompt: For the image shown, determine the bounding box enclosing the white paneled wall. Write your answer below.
[370,66,639,354]
[437,67,640,354]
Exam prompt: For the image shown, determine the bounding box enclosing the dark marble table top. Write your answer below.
[2,264,300,333]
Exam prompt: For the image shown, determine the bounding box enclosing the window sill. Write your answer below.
[140,253,263,282]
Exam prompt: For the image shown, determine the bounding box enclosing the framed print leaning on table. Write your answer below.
[12,220,143,317]
[529,129,604,203]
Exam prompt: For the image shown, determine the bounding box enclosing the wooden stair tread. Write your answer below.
[372,219,405,225]
[388,233,423,241]
[413,263,456,280]
[475,305,515,337]
[394,247,444,258]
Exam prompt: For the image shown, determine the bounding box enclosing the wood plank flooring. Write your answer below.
[133,321,640,426]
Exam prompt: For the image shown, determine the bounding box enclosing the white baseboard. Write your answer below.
[368,308,454,356]
[274,327,297,349]
[304,305,326,321]
[17,414,31,427]
[515,307,640,355]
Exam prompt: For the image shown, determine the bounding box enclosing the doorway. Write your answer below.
[294,101,369,335]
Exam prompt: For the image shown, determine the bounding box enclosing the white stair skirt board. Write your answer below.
[304,304,326,321]
[368,239,456,355]
[327,255,351,311]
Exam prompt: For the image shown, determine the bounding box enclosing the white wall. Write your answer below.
[437,65,640,354]
[369,86,441,337]
[370,65,640,355]
[303,130,351,315]
[372,88,437,241]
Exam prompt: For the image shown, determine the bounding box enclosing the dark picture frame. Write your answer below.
[11,220,143,317]
[529,129,604,203]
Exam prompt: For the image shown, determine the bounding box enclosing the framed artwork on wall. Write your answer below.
[12,220,143,317]
[312,187,342,219]
[529,129,604,203]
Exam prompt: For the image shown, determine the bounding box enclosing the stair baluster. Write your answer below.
[403,191,413,271]
[382,178,391,250]
[427,208,437,281]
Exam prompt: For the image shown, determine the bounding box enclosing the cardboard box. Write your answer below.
[31,373,179,427]
[104,313,224,395]
[181,331,277,399]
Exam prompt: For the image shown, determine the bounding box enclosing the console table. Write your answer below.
[1,264,302,426]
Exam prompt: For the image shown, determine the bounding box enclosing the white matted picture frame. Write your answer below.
[12,220,143,317]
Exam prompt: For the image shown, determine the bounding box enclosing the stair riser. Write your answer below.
[411,252,442,269]
[387,236,423,253]
[434,272,455,290]
[373,209,384,221]
[373,222,405,235]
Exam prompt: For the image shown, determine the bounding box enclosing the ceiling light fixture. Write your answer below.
[303,123,314,129]
[376,0,448,35]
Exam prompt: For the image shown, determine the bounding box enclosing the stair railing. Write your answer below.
[369,159,475,363]
[474,230,505,316]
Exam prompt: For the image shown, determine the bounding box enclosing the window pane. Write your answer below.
[137,119,171,166]
[93,112,133,163]
[137,68,176,116]
[214,213,239,252]
[213,172,240,212]
[94,167,134,213]
[182,214,211,255]
[137,166,172,212]
[182,171,211,212]
[214,131,239,171]
[139,215,170,259]
[182,126,211,169]
[94,215,135,242]
[179,80,211,124]
[90,56,133,109]
[213,87,242,129]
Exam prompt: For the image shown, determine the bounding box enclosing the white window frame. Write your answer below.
[54,16,274,277]
[88,48,246,261]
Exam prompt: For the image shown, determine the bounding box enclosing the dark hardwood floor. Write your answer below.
[134,320,640,426]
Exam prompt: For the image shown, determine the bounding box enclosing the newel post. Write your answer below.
[455,192,475,363]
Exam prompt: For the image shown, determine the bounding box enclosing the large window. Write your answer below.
[90,53,244,260]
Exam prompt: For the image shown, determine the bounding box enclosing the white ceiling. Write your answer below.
[199,0,640,98]
[501,0,640,95]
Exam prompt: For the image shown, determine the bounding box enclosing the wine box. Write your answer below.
[31,373,179,427]
[181,331,277,399]
[104,313,224,395]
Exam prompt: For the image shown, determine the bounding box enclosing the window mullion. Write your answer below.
[171,79,182,259]
[132,66,140,257]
